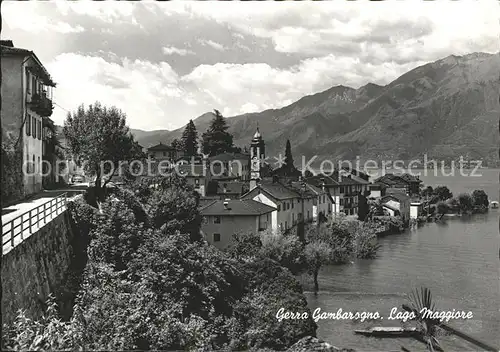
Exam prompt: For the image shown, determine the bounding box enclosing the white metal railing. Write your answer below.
[2,193,67,254]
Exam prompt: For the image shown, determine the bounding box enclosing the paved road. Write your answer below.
[2,185,87,255]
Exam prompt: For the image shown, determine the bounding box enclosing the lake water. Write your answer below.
[302,168,499,351]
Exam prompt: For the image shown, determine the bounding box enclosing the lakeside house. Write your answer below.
[240,178,306,233]
[374,173,422,196]
[305,172,366,216]
[380,190,411,222]
[1,40,57,197]
[200,199,276,249]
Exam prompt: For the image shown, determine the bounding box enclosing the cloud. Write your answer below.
[3,0,498,132]
[162,46,195,56]
[198,39,226,51]
[45,53,183,130]
[2,2,85,33]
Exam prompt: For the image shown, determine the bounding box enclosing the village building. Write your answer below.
[374,173,422,196]
[147,142,178,162]
[380,190,411,222]
[1,40,56,197]
[200,199,276,249]
[208,152,250,181]
[241,178,309,233]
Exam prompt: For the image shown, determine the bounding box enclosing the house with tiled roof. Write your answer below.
[200,199,276,248]
[147,142,178,161]
[1,40,57,198]
[212,181,249,199]
[209,152,250,181]
[306,171,366,216]
[374,173,422,196]
[240,178,311,233]
[381,190,411,221]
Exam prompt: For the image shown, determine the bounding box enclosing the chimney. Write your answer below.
[298,175,303,182]
[223,199,230,209]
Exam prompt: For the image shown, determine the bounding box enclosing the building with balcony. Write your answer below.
[1,40,56,197]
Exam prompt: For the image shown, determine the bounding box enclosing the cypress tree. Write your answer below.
[284,139,294,169]
[181,120,198,157]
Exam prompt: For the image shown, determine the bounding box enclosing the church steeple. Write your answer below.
[250,127,265,190]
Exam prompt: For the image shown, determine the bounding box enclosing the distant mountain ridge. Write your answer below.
[129,52,500,166]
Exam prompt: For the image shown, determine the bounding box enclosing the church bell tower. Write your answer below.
[250,127,265,190]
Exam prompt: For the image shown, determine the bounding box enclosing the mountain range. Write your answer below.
[130,52,499,166]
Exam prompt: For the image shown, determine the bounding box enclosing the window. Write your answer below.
[213,233,221,242]
[323,195,326,203]
[214,216,221,224]
[32,155,35,173]
[340,199,344,205]
[307,210,310,219]
[27,72,31,93]
[291,200,294,209]
[195,179,200,186]
[32,76,37,94]
[26,114,31,136]
[340,186,345,193]
[266,214,270,222]
[32,117,36,139]
[38,121,42,140]
[292,213,295,224]
[163,151,167,156]
[38,157,40,173]
[285,221,288,230]
[277,204,281,211]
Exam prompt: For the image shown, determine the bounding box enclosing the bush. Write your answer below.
[2,295,80,351]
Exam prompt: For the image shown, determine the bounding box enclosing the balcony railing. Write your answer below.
[28,91,53,117]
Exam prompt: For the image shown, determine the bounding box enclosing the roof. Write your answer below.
[306,171,365,187]
[1,42,56,87]
[400,173,422,183]
[382,203,400,213]
[253,128,261,139]
[242,179,301,200]
[209,152,250,162]
[148,143,175,151]
[382,192,410,203]
[199,196,220,208]
[287,181,316,198]
[200,199,276,216]
[217,181,248,195]
[341,167,371,181]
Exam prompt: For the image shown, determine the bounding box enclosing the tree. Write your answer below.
[357,193,370,221]
[201,109,235,156]
[284,139,294,169]
[171,138,181,151]
[304,240,333,292]
[471,190,489,207]
[63,102,143,201]
[421,186,434,197]
[436,201,449,216]
[181,120,198,157]
[433,186,453,201]
[457,193,473,213]
[143,175,203,242]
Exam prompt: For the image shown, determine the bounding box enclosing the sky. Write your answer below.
[2,0,499,131]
